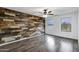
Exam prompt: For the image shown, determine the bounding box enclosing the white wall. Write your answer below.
[45,9,78,40]
[78,9,79,45]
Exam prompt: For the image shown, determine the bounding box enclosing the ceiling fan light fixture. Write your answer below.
[43,14,48,18]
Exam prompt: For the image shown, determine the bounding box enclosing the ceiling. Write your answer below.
[5,7,78,17]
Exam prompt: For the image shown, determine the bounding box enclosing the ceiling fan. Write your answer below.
[38,9,54,15]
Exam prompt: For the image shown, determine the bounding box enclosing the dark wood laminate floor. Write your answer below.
[0,34,78,52]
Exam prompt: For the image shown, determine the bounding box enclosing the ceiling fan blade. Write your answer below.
[48,14,54,15]
[48,14,58,16]
[48,11,52,14]
[38,12,43,14]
